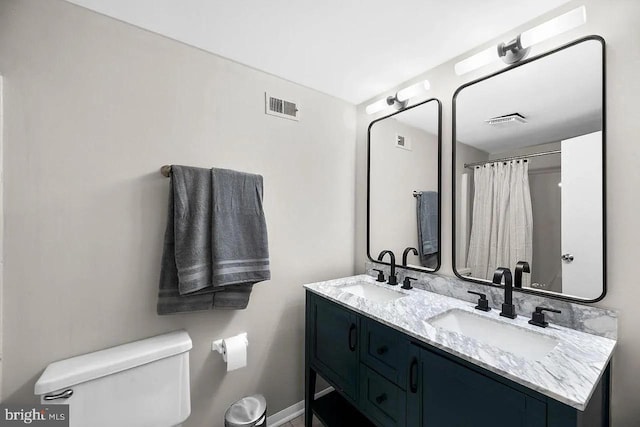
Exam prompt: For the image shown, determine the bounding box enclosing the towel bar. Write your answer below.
[160,165,172,177]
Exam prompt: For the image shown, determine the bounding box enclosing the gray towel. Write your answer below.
[211,168,271,288]
[416,191,438,268]
[157,166,215,314]
[157,166,270,315]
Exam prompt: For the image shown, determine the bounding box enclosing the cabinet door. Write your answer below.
[310,295,359,401]
[418,347,546,427]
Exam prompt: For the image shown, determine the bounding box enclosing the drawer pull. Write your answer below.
[375,393,387,404]
[348,323,357,352]
[376,345,389,355]
[409,357,419,393]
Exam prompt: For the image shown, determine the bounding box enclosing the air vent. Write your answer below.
[265,93,299,121]
[485,113,527,126]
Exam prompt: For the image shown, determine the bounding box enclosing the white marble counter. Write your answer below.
[304,274,616,411]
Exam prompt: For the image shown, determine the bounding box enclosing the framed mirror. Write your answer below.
[368,98,441,272]
[453,36,605,302]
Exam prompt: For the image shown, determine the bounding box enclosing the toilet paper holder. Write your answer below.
[212,333,248,361]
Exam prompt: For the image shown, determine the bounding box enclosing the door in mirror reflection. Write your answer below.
[368,99,441,272]
[453,37,605,301]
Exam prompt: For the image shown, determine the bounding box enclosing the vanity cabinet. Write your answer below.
[407,345,546,427]
[305,291,610,427]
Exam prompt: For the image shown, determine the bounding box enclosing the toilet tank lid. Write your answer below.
[34,330,192,395]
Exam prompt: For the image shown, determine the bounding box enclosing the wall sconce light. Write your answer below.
[365,80,431,115]
[454,5,587,75]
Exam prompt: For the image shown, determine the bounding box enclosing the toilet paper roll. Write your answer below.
[222,334,248,372]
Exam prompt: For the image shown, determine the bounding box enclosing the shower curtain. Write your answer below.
[466,161,533,284]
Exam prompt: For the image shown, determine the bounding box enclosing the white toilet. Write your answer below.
[34,330,192,427]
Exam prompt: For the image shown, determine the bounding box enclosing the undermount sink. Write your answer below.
[339,282,406,303]
[427,309,559,361]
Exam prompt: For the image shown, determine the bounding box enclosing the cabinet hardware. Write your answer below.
[409,357,419,393]
[348,323,357,351]
[376,345,389,355]
[375,393,387,404]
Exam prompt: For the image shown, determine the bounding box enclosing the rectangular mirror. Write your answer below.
[368,99,441,272]
[453,36,605,301]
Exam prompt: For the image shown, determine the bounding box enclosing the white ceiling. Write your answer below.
[456,39,602,153]
[64,0,570,104]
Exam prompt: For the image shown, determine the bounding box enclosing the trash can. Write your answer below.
[224,394,267,427]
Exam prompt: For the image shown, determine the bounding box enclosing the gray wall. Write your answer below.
[0,1,356,425]
[356,0,640,423]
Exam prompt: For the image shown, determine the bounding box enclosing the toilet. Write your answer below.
[34,330,192,427]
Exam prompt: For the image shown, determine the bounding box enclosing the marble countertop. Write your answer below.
[304,274,616,411]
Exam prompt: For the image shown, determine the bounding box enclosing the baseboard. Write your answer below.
[266,387,334,427]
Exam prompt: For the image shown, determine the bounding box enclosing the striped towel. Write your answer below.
[157,166,270,315]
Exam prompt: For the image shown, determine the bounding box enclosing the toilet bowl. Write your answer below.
[34,330,192,427]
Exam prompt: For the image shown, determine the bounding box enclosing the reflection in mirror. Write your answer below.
[369,99,440,272]
[454,37,605,301]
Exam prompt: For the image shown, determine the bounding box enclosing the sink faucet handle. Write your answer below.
[372,269,385,282]
[528,306,562,328]
[467,291,491,312]
[402,276,417,290]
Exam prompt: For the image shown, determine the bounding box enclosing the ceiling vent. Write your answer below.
[485,112,527,126]
[265,93,299,121]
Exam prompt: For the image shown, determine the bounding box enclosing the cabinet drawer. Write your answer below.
[359,365,406,427]
[361,318,409,389]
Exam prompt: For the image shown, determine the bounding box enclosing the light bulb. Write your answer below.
[454,46,497,76]
[396,80,431,102]
[365,98,391,115]
[520,6,586,49]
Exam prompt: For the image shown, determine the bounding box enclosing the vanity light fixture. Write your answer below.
[365,80,430,115]
[454,5,587,75]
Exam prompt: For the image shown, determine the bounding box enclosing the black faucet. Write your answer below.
[493,267,516,319]
[514,261,530,289]
[402,247,418,266]
[377,250,398,285]
[528,306,562,328]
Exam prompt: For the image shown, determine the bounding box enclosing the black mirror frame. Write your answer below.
[367,98,443,274]
[451,35,607,303]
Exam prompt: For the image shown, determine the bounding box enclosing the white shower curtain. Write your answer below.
[466,161,533,284]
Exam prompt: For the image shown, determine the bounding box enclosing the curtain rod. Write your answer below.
[464,149,561,169]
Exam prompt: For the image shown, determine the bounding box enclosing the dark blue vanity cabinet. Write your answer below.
[407,346,546,426]
[305,291,610,427]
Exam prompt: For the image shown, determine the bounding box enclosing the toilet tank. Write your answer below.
[34,330,192,427]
